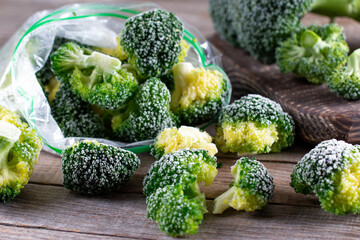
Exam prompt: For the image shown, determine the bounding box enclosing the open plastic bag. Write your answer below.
[0,3,232,154]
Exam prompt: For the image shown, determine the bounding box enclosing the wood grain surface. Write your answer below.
[1,0,360,239]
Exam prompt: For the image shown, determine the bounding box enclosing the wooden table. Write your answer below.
[1,1,360,239]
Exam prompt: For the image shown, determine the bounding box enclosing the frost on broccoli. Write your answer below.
[144,149,218,237]
[62,140,140,194]
[215,94,295,155]
[170,62,228,125]
[291,139,360,215]
[276,24,349,84]
[327,49,360,100]
[120,9,184,78]
[51,41,138,109]
[112,77,179,142]
[213,157,274,214]
[151,126,218,159]
[0,106,43,202]
[51,83,106,138]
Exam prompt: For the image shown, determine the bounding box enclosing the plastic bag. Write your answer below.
[0,3,232,154]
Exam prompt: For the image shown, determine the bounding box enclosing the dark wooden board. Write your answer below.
[209,34,360,145]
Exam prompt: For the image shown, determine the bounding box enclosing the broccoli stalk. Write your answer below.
[327,49,360,100]
[311,0,360,21]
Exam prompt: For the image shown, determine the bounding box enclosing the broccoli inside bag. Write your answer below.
[0,3,231,154]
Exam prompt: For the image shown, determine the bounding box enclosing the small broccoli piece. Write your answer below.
[0,106,43,202]
[51,83,106,138]
[144,149,218,236]
[327,49,360,100]
[120,9,184,78]
[62,140,140,194]
[151,126,218,159]
[170,62,228,125]
[310,0,360,21]
[291,139,360,215]
[213,157,274,214]
[51,41,138,109]
[276,24,349,84]
[209,0,312,64]
[215,94,295,155]
[147,185,204,237]
[112,77,179,142]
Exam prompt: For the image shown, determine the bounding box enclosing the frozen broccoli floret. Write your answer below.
[112,77,179,142]
[215,94,295,155]
[276,24,349,84]
[51,41,138,109]
[51,84,106,138]
[151,126,218,159]
[147,185,204,237]
[291,139,360,215]
[62,140,140,194]
[170,62,228,125]
[327,49,360,100]
[0,106,43,202]
[144,149,218,236]
[119,9,184,78]
[213,157,274,214]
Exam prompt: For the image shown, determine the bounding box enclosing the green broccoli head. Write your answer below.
[276,24,349,84]
[62,140,140,195]
[51,41,138,109]
[147,185,204,237]
[51,83,106,138]
[170,62,228,125]
[0,106,43,202]
[150,126,218,160]
[215,94,295,155]
[112,77,179,142]
[213,157,274,214]
[120,9,184,78]
[291,139,360,215]
[209,0,312,64]
[327,49,360,100]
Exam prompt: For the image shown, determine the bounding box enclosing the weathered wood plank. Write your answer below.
[1,183,359,240]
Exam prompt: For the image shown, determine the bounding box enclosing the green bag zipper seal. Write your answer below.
[10,4,231,154]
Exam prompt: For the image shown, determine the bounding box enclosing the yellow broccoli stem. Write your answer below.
[346,49,360,75]
[213,186,237,214]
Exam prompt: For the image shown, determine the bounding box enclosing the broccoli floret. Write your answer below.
[112,77,179,142]
[291,139,360,215]
[51,41,138,109]
[276,24,349,84]
[170,62,228,125]
[209,0,312,64]
[144,149,218,236]
[62,140,140,194]
[119,9,184,78]
[213,157,274,214]
[215,94,295,155]
[310,0,360,21]
[51,83,106,138]
[151,126,218,159]
[327,49,360,100]
[147,185,204,237]
[0,106,43,202]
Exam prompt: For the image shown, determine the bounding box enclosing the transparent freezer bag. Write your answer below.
[0,3,232,154]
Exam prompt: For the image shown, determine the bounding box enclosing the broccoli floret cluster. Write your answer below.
[213,157,274,214]
[327,49,360,100]
[112,77,179,142]
[170,62,229,125]
[151,126,217,159]
[0,105,43,202]
[144,149,218,237]
[291,139,360,215]
[209,0,312,64]
[51,41,138,110]
[62,140,140,194]
[215,94,295,155]
[120,9,184,78]
[276,24,349,84]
